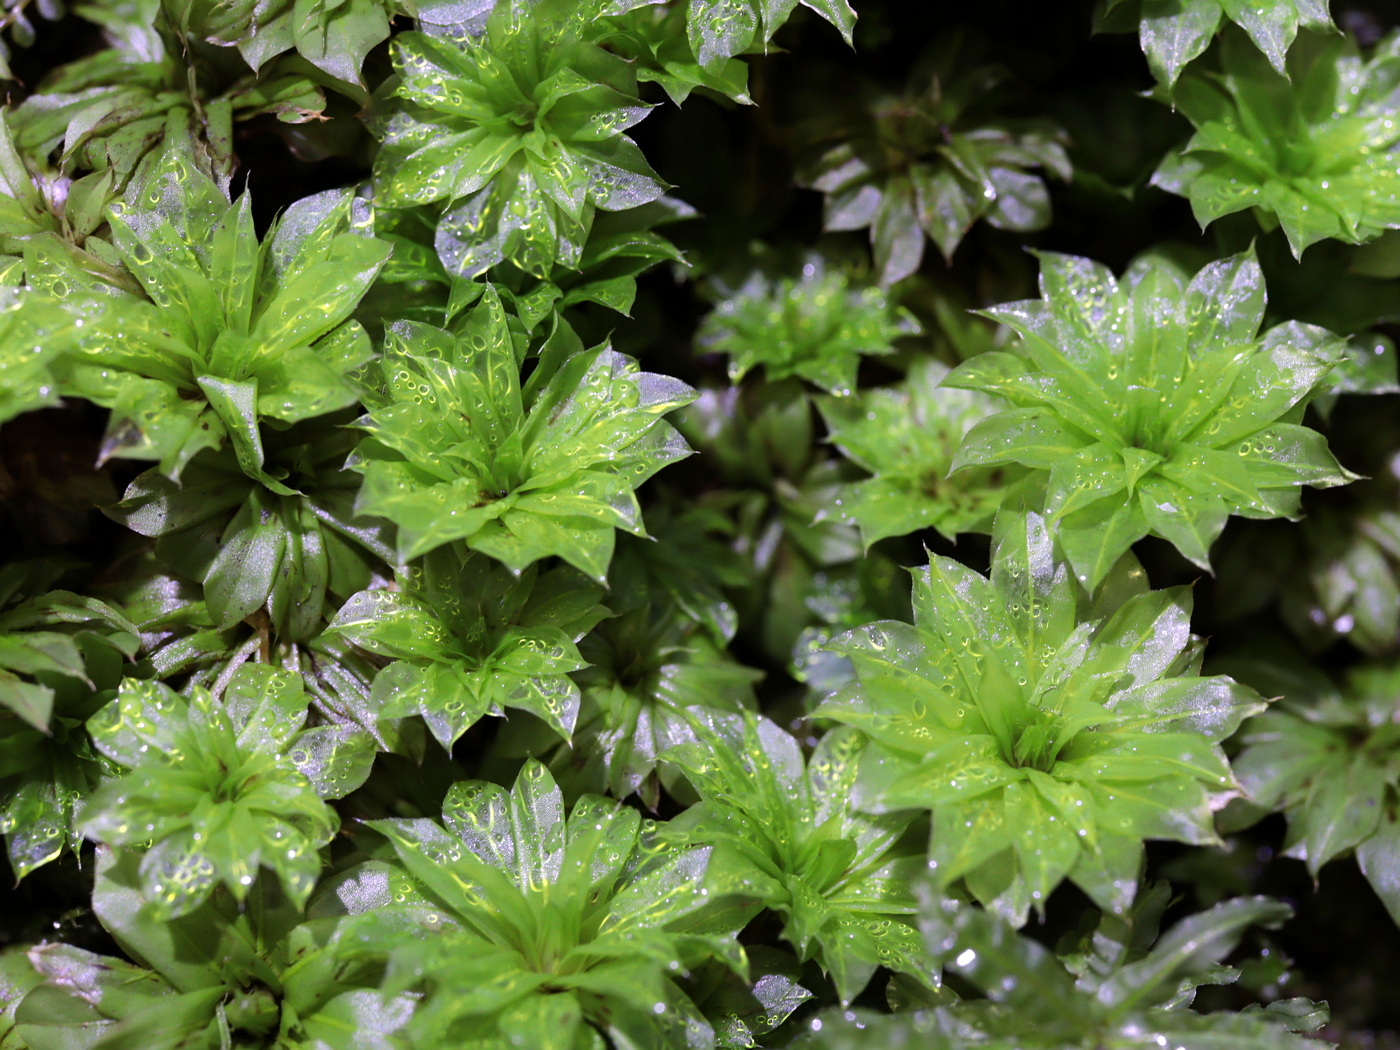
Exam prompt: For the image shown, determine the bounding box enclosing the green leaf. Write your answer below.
[796,32,1070,280]
[9,19,328,190]
[818,510,1262,924]
[948,249,1351,585]
[1138,0,1223,87]
[1227,661,1400,893]
[81,678,337,918]
[699,258,914,395]
[1153,29,1400,257]
[1099,896,1293,1012]
[106,423,388,644]
[530,595,760,803]
[950,409,1083,472]
[366,760,741,1047]
[0,674,53,732]
[289,0,392,86]
[375,14,663,277]
[686,0,759,68]
[1356,811,1400,927]
[329,548,605,750]
[874,887,1326,1049]
[0,283,100,424]
[350,294,694,575]
[1290,758,1388,874]
[65,156,387,482]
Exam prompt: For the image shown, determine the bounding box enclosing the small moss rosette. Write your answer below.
[944,247,1354,586]
[816,512,1265,924]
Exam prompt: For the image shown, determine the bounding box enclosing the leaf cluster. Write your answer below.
[818,511,1263,923]
[946,249,1352,585]
[2,0,1397,1047]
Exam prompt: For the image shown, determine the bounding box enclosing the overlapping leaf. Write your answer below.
[57,155,389,481]
[1152,30,1400,257]
[1221,656,1400,926]
[682,0,855,71]
[598,3,752,104]
[0,109,136,292]
[0,1,1391,1044]
[362,760,746,1049]
[817,512,1264,924]
[373,1,666,277]
[327,546,608,751]
[1102,0,1335,87]
[796,32,1070,284]
[161,0,393,85]
[672,382,871,669]
[817,358,1007,547]
[698,260,915,395]
[795,887,1327,1049]
[367,195,694,334]
[349,289,696,577]
[945,248,1353,586]
[80,670,349,919]
[1272,463,1400,654]
[10,0,327,191]
[665,712,936,1005]
[512,597,759,805]
[106,420,392,643]
[13,847,411,1050]
[0,564,139,877]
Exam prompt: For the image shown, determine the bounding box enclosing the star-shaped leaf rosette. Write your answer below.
[795,29,1071,285]
[359,760,747,1048]
[79,669,361,920]
[372,0,668,279]
[57,152,390,483]
[816,358,1007,548]
[1152,29,1400,258]
[815,512,1266,925]
[943,248,1355,587]
[1219,654,1400,927]
[696,258,917,396]
[663,713,937,1006]
[326,546,609,753]
[349,287,696,579]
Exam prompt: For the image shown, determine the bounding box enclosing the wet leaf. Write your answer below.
[366,760,743,1047]
[1152,29,1400,257]
[1227,661,1400,899]
[349,291,694,576]
[328,547,605,751]
[375,9,663,278]
[817,510,1261,925]
[945,248,1353,586]
[831,887,1331,1050]
[698,257,914,395]
[818,359,1006,547]
[62,155,387,482]
[81,678,337,918]
[664,712,931,1004]
[796,31,1070,282]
